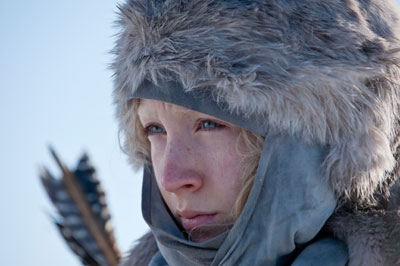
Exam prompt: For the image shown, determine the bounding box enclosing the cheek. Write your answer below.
[203,137,244,199]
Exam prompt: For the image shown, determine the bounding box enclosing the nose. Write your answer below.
[159,139,203,193]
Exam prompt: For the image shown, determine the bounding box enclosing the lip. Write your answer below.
[177,210,217,231]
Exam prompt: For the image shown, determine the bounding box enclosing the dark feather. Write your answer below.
[40,148,120,266]
[55,221,101,266]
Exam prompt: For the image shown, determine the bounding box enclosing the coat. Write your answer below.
[111,0,400,265]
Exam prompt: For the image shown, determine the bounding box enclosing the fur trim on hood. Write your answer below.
[111,0,400,265]
[112,0,400,205]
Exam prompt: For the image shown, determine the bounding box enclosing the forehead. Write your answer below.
[138,98,198,117]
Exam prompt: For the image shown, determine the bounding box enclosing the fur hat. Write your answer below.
[111,0,400,204]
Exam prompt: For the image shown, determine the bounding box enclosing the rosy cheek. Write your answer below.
[210,138,243,181]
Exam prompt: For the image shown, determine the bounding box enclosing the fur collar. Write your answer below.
[328,180,400,266]
[119,232,158,266]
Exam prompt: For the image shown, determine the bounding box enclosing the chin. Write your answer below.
[187,222,234,242]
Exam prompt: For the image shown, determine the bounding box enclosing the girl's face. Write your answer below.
[138,99,246,242]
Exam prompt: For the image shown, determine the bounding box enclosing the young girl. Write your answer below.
[112,0,400,265]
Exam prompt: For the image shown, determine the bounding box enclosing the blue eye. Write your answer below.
[201,120,221,130]
[145,125,166,135]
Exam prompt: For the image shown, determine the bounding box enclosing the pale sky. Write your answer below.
[1,1,400,266]
[1,1,147,265]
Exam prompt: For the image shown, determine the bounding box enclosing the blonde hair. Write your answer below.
[122,99,264,220]
[233,129,264,218]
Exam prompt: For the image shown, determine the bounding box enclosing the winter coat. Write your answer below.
[111,0,400,265]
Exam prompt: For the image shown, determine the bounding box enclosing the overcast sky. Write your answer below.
[2,1,400,266]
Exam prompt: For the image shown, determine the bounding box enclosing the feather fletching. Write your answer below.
[40,147,120,266]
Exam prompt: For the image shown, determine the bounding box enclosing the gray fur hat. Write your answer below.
[111,0,400,204]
